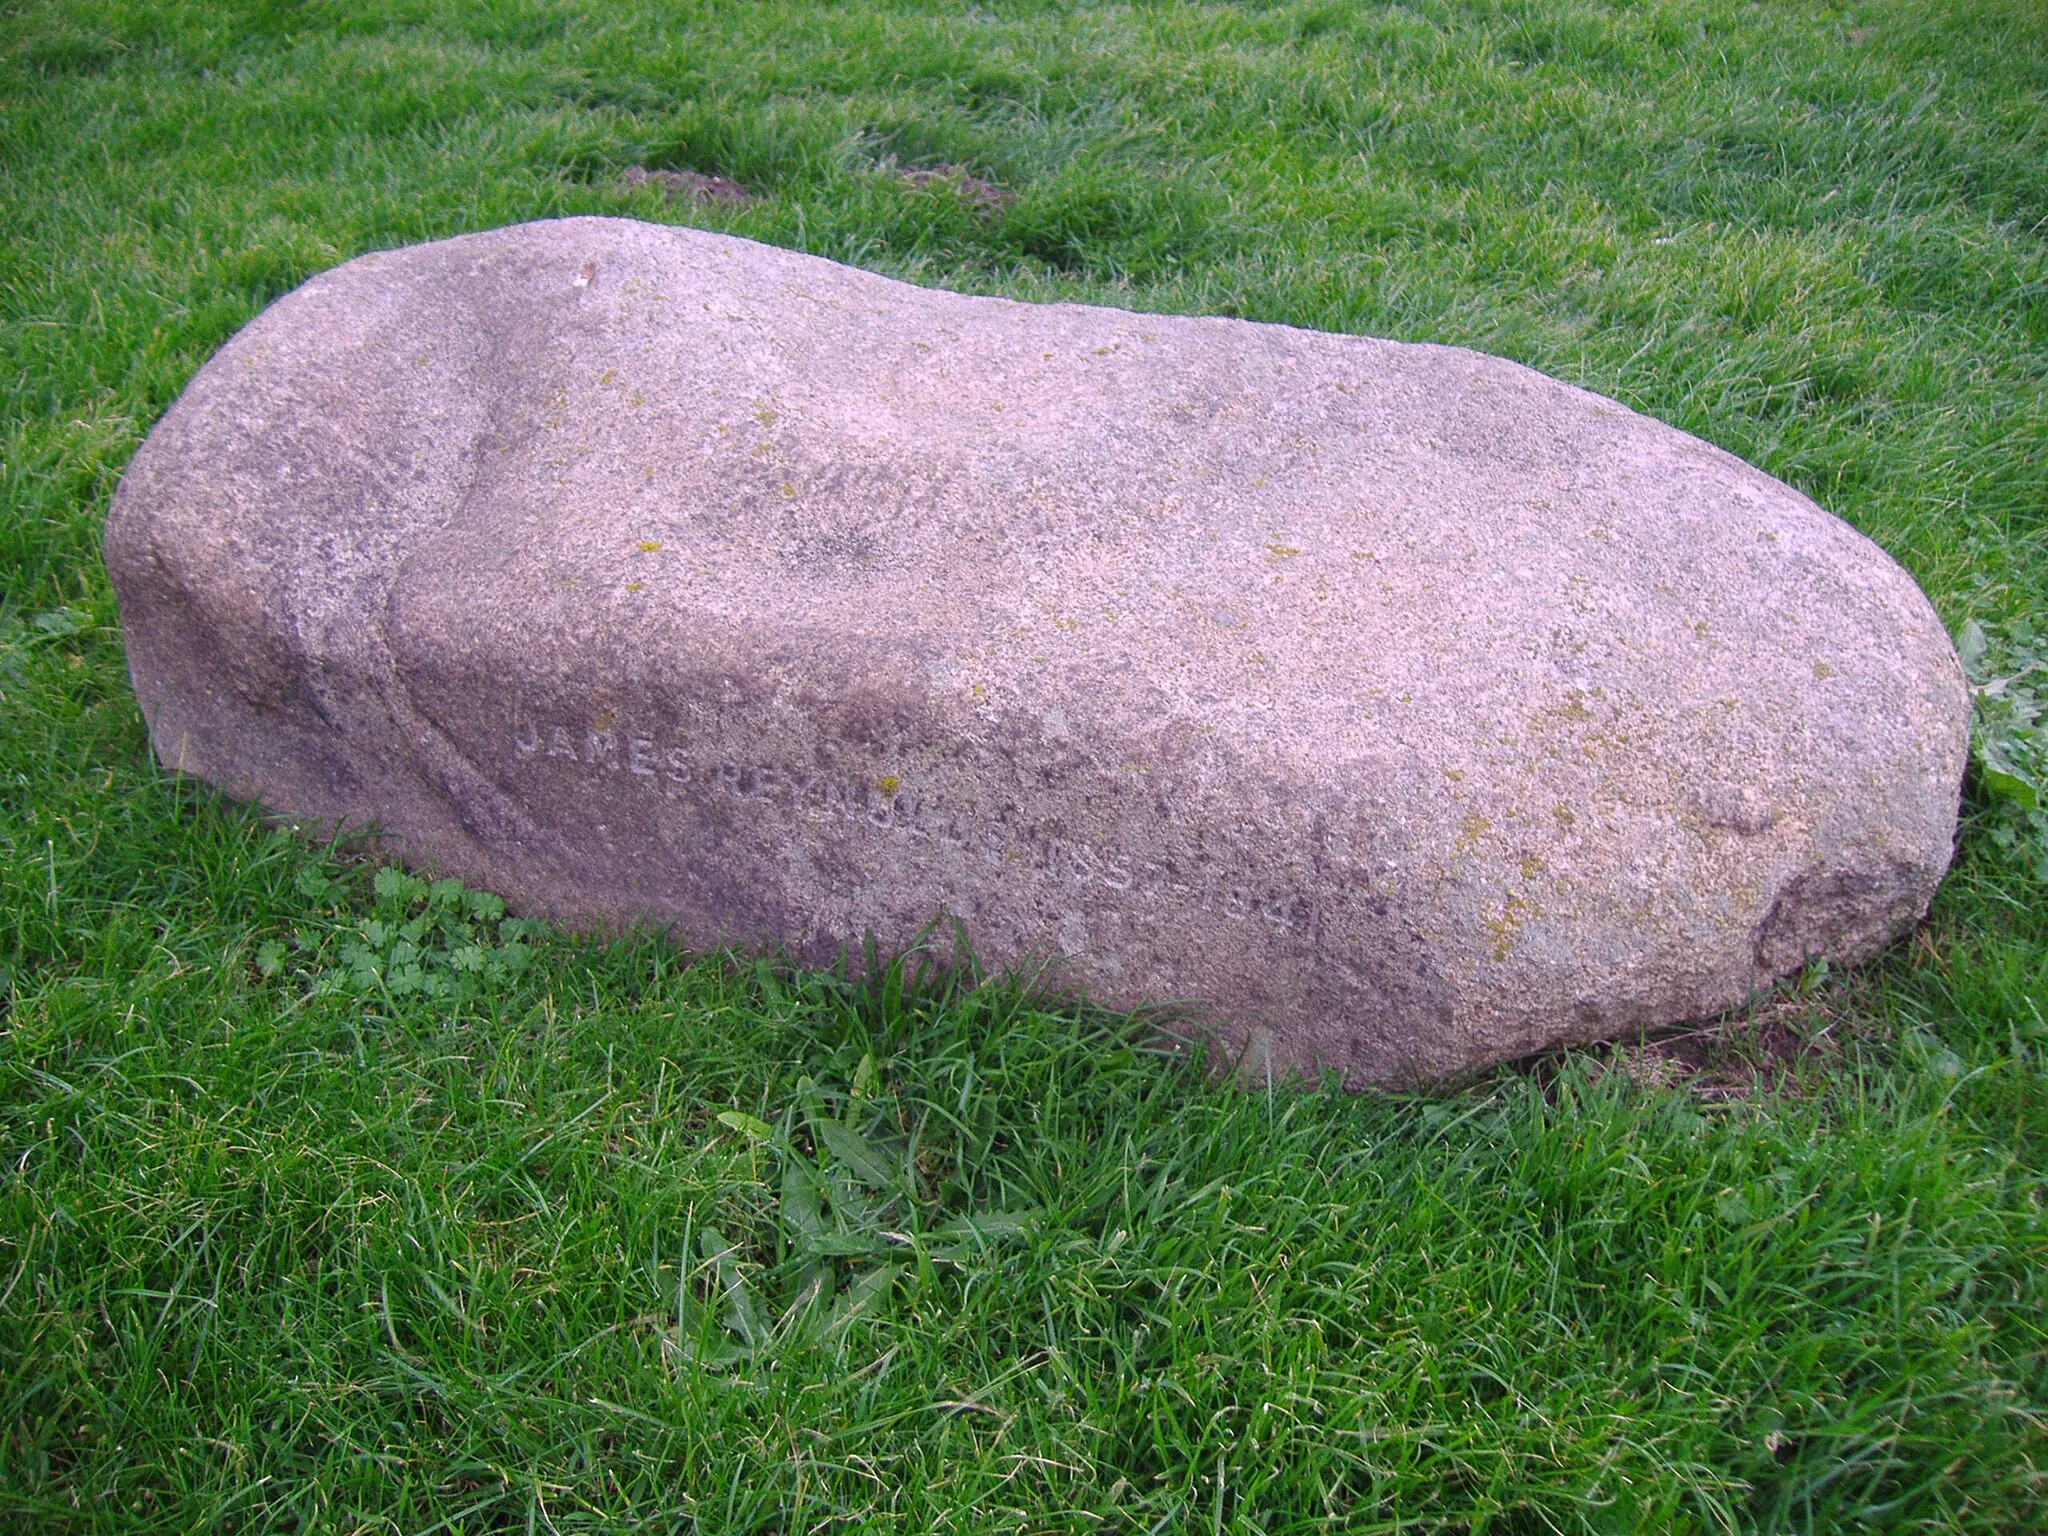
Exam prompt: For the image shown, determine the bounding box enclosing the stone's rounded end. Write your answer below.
[107,217,1969,1086]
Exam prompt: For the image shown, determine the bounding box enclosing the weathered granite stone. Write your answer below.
[105,217,1969,1085]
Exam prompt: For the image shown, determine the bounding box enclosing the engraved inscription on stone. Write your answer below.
[508,709,1314,934]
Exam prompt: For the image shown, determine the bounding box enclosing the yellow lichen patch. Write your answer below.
[1518,853,1546,881]
[1813,658,1835,679]
[637,539,663,552]
[875,775,901,796]
[624,582,645,593]
[1483,892,1530,962]
[598,369,617,386]
[1266,544,1302,560]
[1456,812,1491,854]
[752,400,779,428]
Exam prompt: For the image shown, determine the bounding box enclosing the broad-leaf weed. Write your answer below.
[681,1058,1037,1367]
[291,863,540,1001]
[1958,614,2048,882]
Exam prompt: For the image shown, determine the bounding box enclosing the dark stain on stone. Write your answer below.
[1753,858,1928,974]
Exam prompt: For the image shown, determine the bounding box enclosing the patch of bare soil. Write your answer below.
[1495,992,1846,1102]
[1576,997,1842,1100]
[621,166,755,206]
[893,163,1013,212]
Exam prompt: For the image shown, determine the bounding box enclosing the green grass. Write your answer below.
[3,0,2046,1529]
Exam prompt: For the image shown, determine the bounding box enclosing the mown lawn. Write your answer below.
[3,1,2045,1530]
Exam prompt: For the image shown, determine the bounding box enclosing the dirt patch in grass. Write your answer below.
[621,165,755,206]
[892,162,1013,212]
[1604,1002,1839,1099]
[1526,996,1843,1101]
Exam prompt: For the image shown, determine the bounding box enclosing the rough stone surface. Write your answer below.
[105,217,1969,1085]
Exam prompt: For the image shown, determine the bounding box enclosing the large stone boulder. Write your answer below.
[105,217,1968,1085]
